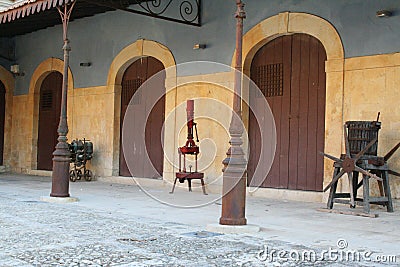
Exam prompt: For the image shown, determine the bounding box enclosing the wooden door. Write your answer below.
[37,72,62,170]
[0,81,5,165]
[119,57,165,178]
[248,34,326,191]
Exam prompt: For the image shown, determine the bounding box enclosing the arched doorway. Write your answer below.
[0,81,5,165]
[119,56,165,178]
[37,72,63,170]
[248,34,327,191]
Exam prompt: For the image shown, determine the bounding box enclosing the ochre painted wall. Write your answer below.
[68,86,115,177]
[163,73,234,191]
[10,95,30,172]
[342,53,400,198]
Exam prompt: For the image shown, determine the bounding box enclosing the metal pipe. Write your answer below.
[187,99,194,141]
[178,149,182,172]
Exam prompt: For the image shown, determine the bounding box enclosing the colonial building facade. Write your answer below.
[0,0,399,202]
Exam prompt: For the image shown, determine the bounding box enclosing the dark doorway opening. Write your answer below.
[37,72,63,171]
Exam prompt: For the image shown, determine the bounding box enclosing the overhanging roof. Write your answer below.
[0,0,201,37]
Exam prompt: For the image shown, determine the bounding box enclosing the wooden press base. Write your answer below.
[327,160,393,214]
[170,172,207,195]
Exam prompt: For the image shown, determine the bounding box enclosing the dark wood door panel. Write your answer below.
[37,72,62,171]
[249,34,326,191]
[120,57,165,178]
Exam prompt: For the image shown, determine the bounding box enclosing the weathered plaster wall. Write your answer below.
[12,0,400,94]
[343,53,400,198]
[163,73,234,191]
[69,86,115,177]
[10,95,29,172]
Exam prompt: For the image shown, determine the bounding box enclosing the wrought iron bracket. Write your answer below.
[57,1,76,42]
[83,0,201,27]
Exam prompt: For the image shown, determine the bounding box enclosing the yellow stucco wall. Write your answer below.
[342,53,400,197]
[69,86,115,177]
[163,73,235,190]
[10,95,29,172]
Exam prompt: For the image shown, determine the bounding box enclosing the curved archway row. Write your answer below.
[240,12,345,198]
[18,41,176,176]
[12,14,343,187]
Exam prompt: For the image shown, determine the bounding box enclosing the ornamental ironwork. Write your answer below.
[93,0,202,27]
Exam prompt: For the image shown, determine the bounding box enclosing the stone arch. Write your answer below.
[0,65,14,168]
[106,39,176,176]
[240,12,345,195]
[241,12,344,73]
[28,57,74,170]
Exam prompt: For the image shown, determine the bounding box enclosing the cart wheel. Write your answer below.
[77,170,82,180]
[84,170,93,181]
[69,170,77,182]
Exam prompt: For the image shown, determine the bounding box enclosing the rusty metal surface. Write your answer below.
[176,172,204,179]
[50,2,74,198]
[219,0,247,226]
[50,148,70,197]
[342,158,356,173]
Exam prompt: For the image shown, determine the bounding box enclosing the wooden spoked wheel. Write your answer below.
[321,125,382,207]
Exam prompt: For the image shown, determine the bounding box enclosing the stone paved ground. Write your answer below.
[0,173,399,266]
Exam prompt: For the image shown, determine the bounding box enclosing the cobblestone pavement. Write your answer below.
[0,174,399,266]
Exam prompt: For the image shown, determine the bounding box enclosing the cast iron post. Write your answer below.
[50,2,75,197]
[219,0,247,225]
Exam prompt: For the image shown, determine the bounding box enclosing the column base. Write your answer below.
[219,217,247,225]
[40,196,78,203]
[207,223,260,234]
